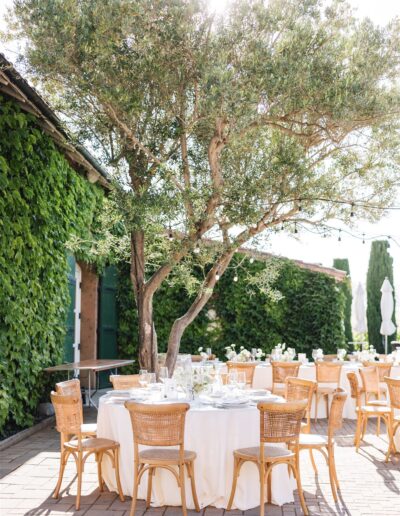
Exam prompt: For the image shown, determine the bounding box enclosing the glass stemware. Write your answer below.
[236,372,246,390]
[159,366,168,383]
[147,372,157,386]
[312,349,319,362]
[206,347,212,359]
[139,369,148,387]
[251,348,257,361]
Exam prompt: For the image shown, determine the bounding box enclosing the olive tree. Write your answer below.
[9,0,400,372]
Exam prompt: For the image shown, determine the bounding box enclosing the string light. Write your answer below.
[193,241,200,254]
[168,226,173,241]
[215,268,220,281]
[350,203,355,217]
[233,274,238,282]
[294,222,298,234]
[338,229,341,242]
[281,222,284,231]
[362,233,365,244]
[249,257,254,264]
[298,199,302,212]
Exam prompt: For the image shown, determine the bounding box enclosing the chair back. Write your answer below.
[362,361,392,382]
[191,355,203,362]
[271,362,301,388]
[327,388,347,440]
[110,374,141,390]
[346,372,361,408]
[124,402,189,447]
[384,377,400,410]
[227,362,257,386]
[316,362,342,384]
[322,354,338,362]
[359,366,379,399]
[51,391,82,438]
[55,379,83,420]
[285,377,316,432]
[257,400,307,444]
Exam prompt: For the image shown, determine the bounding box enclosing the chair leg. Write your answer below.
[227,457,240,510]
[377,416,381,436]
[179,463,187,516]
[130,462,140,516]
[186,461,200,512]
[267,468,272,504]
[259,463,265,516]
[146,467,154,508]
[355,412,362,450]
[309,449,317,473]
[361,414,368,440]
[314,393,319,423]
[96,452,104,492]
[325,394,329,420]
[113,448,125,502]
[53,450,68,499]
[331,447,340,490]
[385,416,394,463]
[76,452,83,511]
[327,447,338,503]
[291,461,308,515]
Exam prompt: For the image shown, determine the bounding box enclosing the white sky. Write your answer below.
[1,0,399,324]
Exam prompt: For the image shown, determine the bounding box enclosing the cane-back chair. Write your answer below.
[227,361,257,387]
[55,379,96,437]
[110,374,141,390]
[271,362,301,395]
[51,392,124,510]
[362,361,391,398]
[314,362,342,421]
[124,401,200,516]
[297,389,347,502]
[227,400,309,516]
[359,366,389,435]
[347,372,391,453]
[285,377,316,433]
[384,376,400,461]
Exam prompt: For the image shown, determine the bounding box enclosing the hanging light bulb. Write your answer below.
[350,203,355,217]
[281,222,284,231]
[168,226,173,241]
[298,199,302,212]
[249,257,254,264]
[215,268,220,281]
[233,274,238,282]
[338,229,341,242]
[294,222,298,234]
[362,233,365,244]
[193,241,200,254]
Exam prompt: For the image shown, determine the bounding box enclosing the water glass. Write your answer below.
[312,349,319,362]
[159,366,169,383]
[228,372,238,388]
[251,348,257,361]
[236,372,246,390]
[147,372,157,386]
[139,369,148,387]
[206,347,212,358]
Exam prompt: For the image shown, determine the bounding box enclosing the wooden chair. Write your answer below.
[359,366,389,436]
[124,402,200,516]
[271,362,301,395]
[314,362,342,422]
[55,379,96,437]
[285,377,316,433]
[346,372,391,453]
[384,376,400,461]
[227,361,257,387]
[51,391,124,510]
[322,354,338,362]
[110,374,141,390]
[227,400,308,516]
[362,361,391,398]
[297,389,347,502]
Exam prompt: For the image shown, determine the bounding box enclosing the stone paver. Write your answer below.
[0,409,399,516]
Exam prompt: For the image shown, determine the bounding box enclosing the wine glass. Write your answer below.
[206,347,212,359]
[139,369,148,387]
[159,366,169,383]
[251,348,257,361]
[312,349,319,362]
[228,372,238,390]
[236,372,246,390]
[147,372,157,386]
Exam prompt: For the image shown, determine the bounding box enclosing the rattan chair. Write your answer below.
[285,377,316,433]
[314,362,342,422]
[51,391,124,510]
[297,389,347,502]
[322,354,338,362]
[347,372,391,453]
[55,379,96,437]
[362,361,391,398]
[384,376,400,461]
[124,402,200,516]
[227,400,308,516]
[110,374,141,390]
[227,361,257,387]
[359,366,388,436]
[271,362,301,395]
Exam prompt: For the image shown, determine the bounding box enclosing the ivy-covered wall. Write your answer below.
[116,255,346,367]
[0,96,103,435]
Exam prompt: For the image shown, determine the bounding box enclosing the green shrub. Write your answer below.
[0,96,102,434]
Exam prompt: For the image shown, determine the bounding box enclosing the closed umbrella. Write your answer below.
[354,283,367,334]
[380,277,396,355]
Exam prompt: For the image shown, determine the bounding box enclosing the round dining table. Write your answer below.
[97,393,296,510]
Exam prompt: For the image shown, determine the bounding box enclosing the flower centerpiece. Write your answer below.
[271,343,296,361]
[225,344,263,362]
[192,367,213,395]
[337,348,347,361]
[197,347,209,361]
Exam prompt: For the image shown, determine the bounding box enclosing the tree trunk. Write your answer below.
[130,230,158,372]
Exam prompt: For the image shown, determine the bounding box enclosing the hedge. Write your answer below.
[0,96,102,435]
[116,255,346,366]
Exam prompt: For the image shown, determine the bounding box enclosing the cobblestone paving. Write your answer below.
[0,411,399,516]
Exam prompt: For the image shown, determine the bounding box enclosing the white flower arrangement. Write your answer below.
[197,346,209,361]
[337,348,347,361]
[225,344,260,362]
[192,367,213,394]
[254,348,265,359]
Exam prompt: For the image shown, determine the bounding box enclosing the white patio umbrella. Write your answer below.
[354,283,367,334]
[380,277,396,355]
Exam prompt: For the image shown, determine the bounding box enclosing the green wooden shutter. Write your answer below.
[64,255,76,362]
[98,265,118,388]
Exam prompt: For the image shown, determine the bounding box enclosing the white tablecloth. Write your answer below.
[97,395,296,510]
[252,363,400,420]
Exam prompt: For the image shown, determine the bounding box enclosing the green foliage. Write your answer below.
[333,258,353,343]
[366,240,396,351]
[0,96,102,434]
[117,255,346,362]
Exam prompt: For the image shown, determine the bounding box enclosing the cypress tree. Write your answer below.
[366,240,396,351]
[333,258,353,344]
